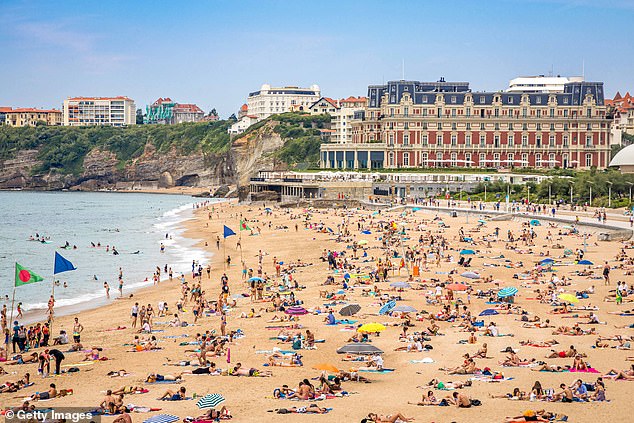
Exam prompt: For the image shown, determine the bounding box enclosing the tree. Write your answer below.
[136,109,144,125]
[623,132,634,146]
[228,113,237,122]
[209,108,218,117]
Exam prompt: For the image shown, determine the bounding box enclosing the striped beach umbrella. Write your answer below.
[497,287,518,298]
[285,306,308,315]
[143,415,179,423]
[196,393,226,409]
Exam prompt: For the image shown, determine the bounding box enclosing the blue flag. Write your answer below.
[223,225,236,238]
[54,252,76,274]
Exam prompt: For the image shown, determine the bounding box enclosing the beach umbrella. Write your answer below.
[461,271,480,279]
[577,260,593,265]
[479,309,499,316]
[361,230,372,234]
[392,305,418,313]
[530,219,541,226]
[446,283,468,291]
[478,219,487,224]
[358,240,368,245]
[379,300,396,315]
[264,207,272,212]
[337,344,384,355]
[460,249,475,255]
[285,306,308,315]
[143,415,179,423]
[389,281,411,289]
[248,277,264,283]
[343,272,351,280]
[412,207,421,212]
[358,323,386,333]
[497,287,519,298]
[339,304,361,316]
[558,293,579,304]
[196,393,226,410]
[539,258,555,265]
[313,363,340,373]
[562,225,574,230]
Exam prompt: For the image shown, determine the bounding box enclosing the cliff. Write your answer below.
[0,113,329,192]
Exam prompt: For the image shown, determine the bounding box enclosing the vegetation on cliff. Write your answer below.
[0,121,232,175]
[235,112,330,169]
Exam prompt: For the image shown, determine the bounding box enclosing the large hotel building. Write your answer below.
[320,77,611,170]
[63,96,136,127]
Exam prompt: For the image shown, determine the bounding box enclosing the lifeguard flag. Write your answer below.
[54,252,76,274]
[15,263,44,287]
[240,220,251,231]
[223,225,236,238]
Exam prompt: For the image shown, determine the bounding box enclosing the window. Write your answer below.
[494,123,500,130]
[480,122,485,130]
[550,108,555,118]
[494,108,500,117]
[522,153,528,166]
[522,123,528,131]
[549,135,555,146]
[586,135,592,146]
[479,135,485,146]
[466,123,471,130]
[586,153,592,167]
[508,96,514,104]
[536,135,542,147]
[403,152,409,166]
[451,153,457,166]
[536,109,542,118]
[564,123,569,131]
[465,135,471,146]
[404,107,409,117]
[437,122,442,130]
[587,123,591,131]
[404,122,409,129]
[451,135,457,146]
[436,134,442,144]
[451,96,457,104]
[466,107,471,117]
[421,152,428,166]
[422,134,428,146]
[479,153,486,165]
[451,122,457,130]
[493,153,500,164]
[403,134,409,145]
[508,153,514,164]
[549,153,556,167]
[389,133,394,145]
[422,122,428,130]
[494,135,500,148]
[522,107,527,117]
[480,96,485,103]
[536,123,541,131]
[536,153,542,167]
[563,135,569,146]
[587,108,592,118]
[437,108,442,118]
[508,123,513,130]
[451,109,456,117]
[422,108,427,116]
[389,152,394,166]
[465,153,472,167]
[550,123,555,131]
[436,152,443,164]
[508,134,514,146]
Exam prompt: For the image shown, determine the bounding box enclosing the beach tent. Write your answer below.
[497,287,519,298]
[530,219,541,226]
[460,249,475,255]
[196,393,226,409]
[339,304,361,316]
[479,309,499,316]
[577,260,593,265]
[337,344,384,355]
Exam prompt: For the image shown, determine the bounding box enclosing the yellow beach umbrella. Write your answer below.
[558,293,579,304]
[357,323,386,333]
[358,240,368,245]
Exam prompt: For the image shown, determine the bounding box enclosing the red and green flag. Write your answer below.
[240,220,251,231]
[15,262,44,287]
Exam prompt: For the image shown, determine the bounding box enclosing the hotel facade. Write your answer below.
[63,96,136,127]
[320,78,611,170]
[3,108,63,127]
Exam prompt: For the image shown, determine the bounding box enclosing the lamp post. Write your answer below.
[547,181,552,206]
[607,181,613,208]
[569,181,574,207]
[527,185,530,204]
[588,181,593,208]
[627,182,633,206]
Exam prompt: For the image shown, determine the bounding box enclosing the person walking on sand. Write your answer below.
[131,303,139,328]
[73,317,84,344]
[603,262,610,285]
[220,311,227,337]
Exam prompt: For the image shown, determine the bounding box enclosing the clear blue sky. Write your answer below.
[1,0,633,118]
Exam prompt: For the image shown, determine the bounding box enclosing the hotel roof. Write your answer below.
[67,96,134,101]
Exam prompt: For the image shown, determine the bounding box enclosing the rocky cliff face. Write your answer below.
[0,143,234,191]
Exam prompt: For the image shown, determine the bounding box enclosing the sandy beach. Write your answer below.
[2,200,633,423]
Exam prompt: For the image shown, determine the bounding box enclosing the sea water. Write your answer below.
[0,191,216,318]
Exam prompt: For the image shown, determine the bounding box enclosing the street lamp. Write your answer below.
[627,182,633,206]
[588,181,593,208]
[527,185,530,204]
[607,181,613,208]
[547,181,552,206]
[569,181,574,207]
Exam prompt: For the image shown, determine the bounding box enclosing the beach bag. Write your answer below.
[470,399,482,406]
[438,399,449,406]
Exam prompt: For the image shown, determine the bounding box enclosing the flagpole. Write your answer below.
[223,222,227,271]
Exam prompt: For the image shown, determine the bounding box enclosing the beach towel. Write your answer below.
[358,368,394,373]
[146,380,182,384]
[570,367,600,373]
[410,358,435,364]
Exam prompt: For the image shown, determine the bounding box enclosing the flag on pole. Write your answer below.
[240,220,251,231]
[15,263,44,287]
[54,252,76,274]
[223,225,236,238]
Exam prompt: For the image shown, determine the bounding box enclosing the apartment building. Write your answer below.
[246,84,320,120]
[63,96,136,127]
[4,108,63,127]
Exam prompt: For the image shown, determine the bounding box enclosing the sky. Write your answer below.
[1,0,634,118]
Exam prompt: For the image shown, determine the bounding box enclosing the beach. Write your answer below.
[2,200,633,423]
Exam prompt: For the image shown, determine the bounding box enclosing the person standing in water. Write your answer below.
[104,282,110,299]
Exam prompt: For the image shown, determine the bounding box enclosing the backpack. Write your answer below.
[470,399,482,406]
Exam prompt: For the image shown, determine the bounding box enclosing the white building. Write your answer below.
[507,75,584,93]
[229,115,259,135]
[309,96,367,144]
[247,84,320,120]
[63,96,136,126]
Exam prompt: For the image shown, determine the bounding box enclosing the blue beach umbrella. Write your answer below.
[577,260,593,265]
[143,415,179,423]
[530,219,541,226]
[248,277,264,283]
[412,207,421,212]
[379,300,396,315]
[479,309,499,316]
[497,287,519,298]
[460,249,475,255]
[361,230,372,234]
[539,258,555,265]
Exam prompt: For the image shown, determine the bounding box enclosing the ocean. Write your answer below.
[0,191,215,320]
